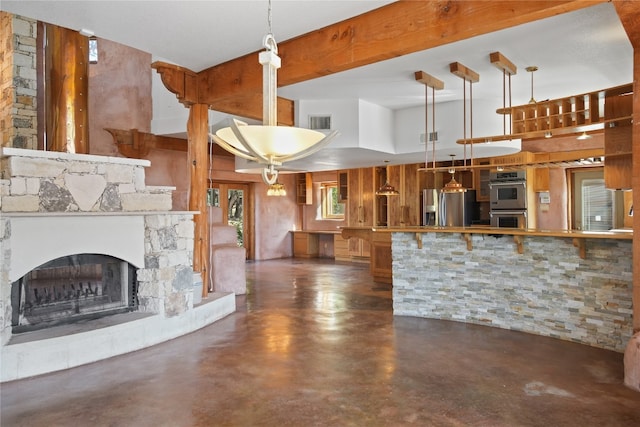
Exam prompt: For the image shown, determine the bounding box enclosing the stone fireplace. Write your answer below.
[1,148,236,382]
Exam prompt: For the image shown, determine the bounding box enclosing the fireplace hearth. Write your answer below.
[11,254,138,333]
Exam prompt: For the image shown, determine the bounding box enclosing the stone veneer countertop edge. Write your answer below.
[341,226,633,240]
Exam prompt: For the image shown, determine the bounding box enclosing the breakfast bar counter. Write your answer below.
[341,226,633,352]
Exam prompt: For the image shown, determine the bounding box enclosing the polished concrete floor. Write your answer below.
[2,258,639,426]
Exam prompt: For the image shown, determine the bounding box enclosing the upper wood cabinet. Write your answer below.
[376,163,421,227]
[473,158,491,202]
[347,167,374,259]
[347,168,375,227]
[604,86,633,190]
[338,171,348,202]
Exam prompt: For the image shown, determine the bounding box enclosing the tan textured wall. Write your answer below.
[87,38,191,212]
[536,168,568,230]
[88,38,152,156]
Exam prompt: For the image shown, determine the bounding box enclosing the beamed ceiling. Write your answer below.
[1,1,638,170]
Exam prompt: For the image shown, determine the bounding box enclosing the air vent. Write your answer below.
[309,115,332,131]
[419,132,438,144]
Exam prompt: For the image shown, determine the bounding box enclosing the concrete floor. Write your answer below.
[1,258,639,426]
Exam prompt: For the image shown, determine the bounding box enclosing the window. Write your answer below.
[571,169,623,231]
[321,182,345,219]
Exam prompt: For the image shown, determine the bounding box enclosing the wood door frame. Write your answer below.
[210,181,254,260]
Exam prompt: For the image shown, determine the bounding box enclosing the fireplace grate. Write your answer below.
[11,254,138,333]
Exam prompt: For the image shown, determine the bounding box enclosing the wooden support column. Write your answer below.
[613,0,640,392]
[614,0,640,334]
[44,24,89,153]
[187,104,210,297]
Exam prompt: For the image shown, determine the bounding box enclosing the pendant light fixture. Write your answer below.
[376,161,399,196]
[450,61,479,173]
[211,0,338,187]
[442,155,466,193]
[266,181,287,196]
[489,52,517,136]
[526,66,538,104]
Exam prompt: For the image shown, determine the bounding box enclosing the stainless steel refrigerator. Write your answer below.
[438,189,477,227]
[422,188,439,225]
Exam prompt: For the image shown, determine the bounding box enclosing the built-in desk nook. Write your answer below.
[291,230,342,259]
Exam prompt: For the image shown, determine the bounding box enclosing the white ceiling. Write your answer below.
[1,1,634,170]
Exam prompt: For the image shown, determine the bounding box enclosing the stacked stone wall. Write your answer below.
[392,232,633,353]
[0,148,171,213]
[0,13,37,150]
[137,214,195,317]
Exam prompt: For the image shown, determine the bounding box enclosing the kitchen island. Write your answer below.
[341,226,633,352]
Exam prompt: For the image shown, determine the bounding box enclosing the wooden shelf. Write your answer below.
[296,173,312,205]
[457,83,632,146]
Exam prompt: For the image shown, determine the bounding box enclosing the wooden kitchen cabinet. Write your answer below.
[473,158,491,202]
[347,167,374,259]
[338,171,348,202]
[604,86,633,190]
[292,232,319,258]
[376,163,421,227]
[333,234,350,262]
[370,232,392,283]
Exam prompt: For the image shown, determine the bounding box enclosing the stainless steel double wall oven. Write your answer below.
[489,170,527,228]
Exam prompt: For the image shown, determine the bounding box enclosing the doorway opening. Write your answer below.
[209,182,252,259]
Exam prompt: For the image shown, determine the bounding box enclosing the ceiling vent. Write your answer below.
[420,132,438,144]
[309,115,332,131]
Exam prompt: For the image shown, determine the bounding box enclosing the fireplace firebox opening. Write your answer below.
[11,254,138,333]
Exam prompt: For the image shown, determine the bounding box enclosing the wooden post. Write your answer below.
[613,0,640,333]
[187,104,210,297]
[45,24,89,153]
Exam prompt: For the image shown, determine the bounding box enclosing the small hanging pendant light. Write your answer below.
[442,155,467,193]
[526,66,538,104]
[376,161,399,196]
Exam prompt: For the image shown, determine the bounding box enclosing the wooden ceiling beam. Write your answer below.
[196,0,605,109]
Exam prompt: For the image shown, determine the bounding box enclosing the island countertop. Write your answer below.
[341,226,633,240]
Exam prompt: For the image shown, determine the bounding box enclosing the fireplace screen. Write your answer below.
[11,254,138,332]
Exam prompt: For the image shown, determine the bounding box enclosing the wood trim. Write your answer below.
[106,128,187,158]
[613,0,640,333]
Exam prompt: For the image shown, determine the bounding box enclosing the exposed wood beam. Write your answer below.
[106,128,188,158]
[196,0,605,108]
[151,61,295,125]
[106,128,235,158]
[153,1,604,123]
